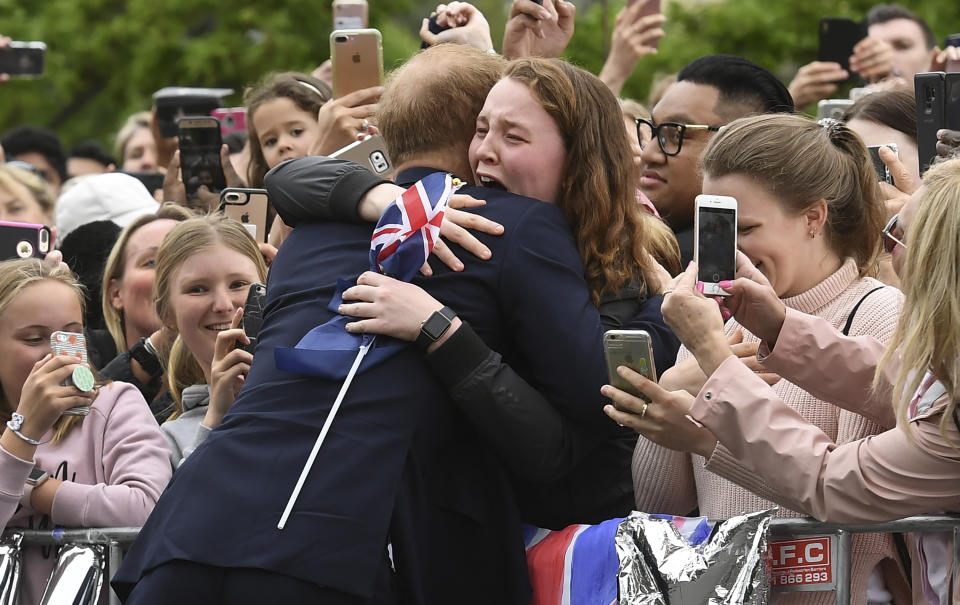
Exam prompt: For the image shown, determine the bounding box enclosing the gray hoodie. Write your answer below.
[160,384,212,470]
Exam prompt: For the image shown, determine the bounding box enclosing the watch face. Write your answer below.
[27,467,47,484]
[422,310,451,340]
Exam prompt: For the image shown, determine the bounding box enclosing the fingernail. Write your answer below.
[721,309,732,320]
[688,261,695,268]
[696,281,704,293]
[455,263,463,271]
[718,280,733,289]
[601,387,611,397]
[539,8,550,19]
[481,249,491,259]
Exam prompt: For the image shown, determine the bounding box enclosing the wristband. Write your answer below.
[415,306,457,351]
[6,413,42,446]
[130,337,163,378]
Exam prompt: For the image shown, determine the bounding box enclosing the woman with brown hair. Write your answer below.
[332,56,682,527]
[629,113,909,604]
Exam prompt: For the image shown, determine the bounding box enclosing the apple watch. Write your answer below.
[21,467,49,508]
[415,306,456,351]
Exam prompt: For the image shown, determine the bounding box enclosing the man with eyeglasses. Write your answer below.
[638,54,795,264]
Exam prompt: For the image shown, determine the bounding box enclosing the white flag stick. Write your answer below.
[277,338,374,530]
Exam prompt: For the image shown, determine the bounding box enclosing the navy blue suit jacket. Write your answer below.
[114,164,611,604]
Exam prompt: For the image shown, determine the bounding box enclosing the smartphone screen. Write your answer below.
[333,0,368,29]
[603,330,656,401]
[0,42,46,77]
[695,197,737,294]
[330,29,383,98]
[178,117,225,198]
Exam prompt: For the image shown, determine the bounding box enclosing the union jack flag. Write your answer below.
[369,171,456,281]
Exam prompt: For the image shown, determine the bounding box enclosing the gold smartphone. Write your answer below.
[330,29,383,98]
[603,330,657,401]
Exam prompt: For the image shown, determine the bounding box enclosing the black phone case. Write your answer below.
[818,18,865,79]
[915,72,946,176]
[241,283,267,354]
[0,224,50,261]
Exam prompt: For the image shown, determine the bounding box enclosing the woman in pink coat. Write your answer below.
[604,156,960,604]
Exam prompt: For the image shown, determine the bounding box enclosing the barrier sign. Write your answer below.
[769,536,836,592]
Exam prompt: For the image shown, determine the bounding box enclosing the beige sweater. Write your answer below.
[632,259,908,605]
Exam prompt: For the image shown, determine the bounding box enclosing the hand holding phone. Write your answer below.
[694,195,737,297]
[867,144,899,184]
[603,330,657,401]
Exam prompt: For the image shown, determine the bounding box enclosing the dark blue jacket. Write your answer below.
[114,161,611,604]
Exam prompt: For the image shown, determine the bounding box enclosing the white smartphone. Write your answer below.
[816,98,854,121]
[694,194,738,296]
[603,330,657,401]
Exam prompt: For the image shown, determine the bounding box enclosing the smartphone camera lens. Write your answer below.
[335,35,349,43]
[39,229,49,252]
[226,193,241,203]
[712,273,720,282]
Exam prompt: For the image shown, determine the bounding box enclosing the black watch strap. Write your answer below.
[130,337,163,378]
[415,306,456,351]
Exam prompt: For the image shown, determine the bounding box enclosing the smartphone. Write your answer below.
[241,283,267,355]
[178,116,225,199]
[210,107,247,136]
[944,34,960,74]
[333,0,368,29]
[816,98,854,121]
[818,18,865,79]
[420,14,451,49]
[329,134,394,180]
[603,330,657,401]
[694,195,737,297]
[914,72,960,174]
[219,188,270,243]
[0,41,46,77]
[330,29,383,99]
[867,143,899,184]
[0,221,51,261]
[153,86,233,138]
[120,171,164,195]
[629,0,662,16]
[50,331,92,416]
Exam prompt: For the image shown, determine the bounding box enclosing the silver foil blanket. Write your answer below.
[39,543,105,605]
[616,509,775,604]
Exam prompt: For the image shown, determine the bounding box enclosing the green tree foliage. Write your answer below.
[565,0,960,107]
[0,0,416,150]
[3,0,959,147]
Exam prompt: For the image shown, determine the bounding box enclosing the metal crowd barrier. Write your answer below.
[768,514,960,604]
[5,515,960,604]
[16,527,140,605]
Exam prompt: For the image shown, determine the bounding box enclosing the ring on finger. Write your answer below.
[640,402,649,418]
[360,119,370,132]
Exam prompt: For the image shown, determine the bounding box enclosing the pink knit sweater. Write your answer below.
[632,259,907,604]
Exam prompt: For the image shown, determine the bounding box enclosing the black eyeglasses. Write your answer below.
[882,213,907,253]
[636,118,723,156]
